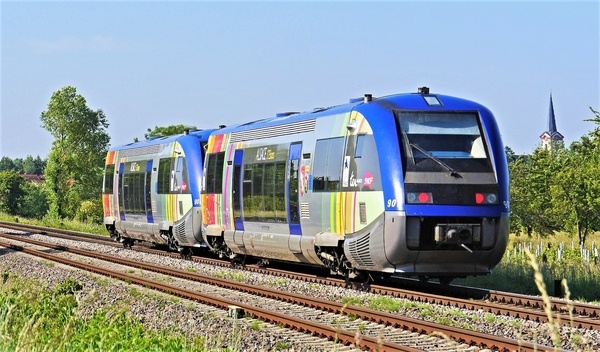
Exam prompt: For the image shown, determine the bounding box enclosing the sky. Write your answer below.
[1,1,598,160]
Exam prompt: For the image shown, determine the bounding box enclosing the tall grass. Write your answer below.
[454,232,600,302]
[0,275,206,351]
[0,212,106,236]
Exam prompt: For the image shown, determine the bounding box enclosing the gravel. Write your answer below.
[1,228,599,351]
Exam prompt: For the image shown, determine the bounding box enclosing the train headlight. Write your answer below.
[475,193,498,204]
[406,192,433,204]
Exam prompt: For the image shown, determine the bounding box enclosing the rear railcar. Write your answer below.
[102,130,214,255]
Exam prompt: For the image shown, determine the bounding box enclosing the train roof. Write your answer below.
[216,88,487,135]
[109,129,215,152]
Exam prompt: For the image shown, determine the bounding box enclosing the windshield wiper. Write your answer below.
[409,142,461,178]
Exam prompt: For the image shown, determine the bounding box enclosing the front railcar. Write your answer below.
[348,89,509,279]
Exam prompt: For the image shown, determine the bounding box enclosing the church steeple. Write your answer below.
[547,93,558,134]
[540,92,564,150]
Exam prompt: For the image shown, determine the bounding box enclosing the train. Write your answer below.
[103,87,509,283]
[102,129,215,258]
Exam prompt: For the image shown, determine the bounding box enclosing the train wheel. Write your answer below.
[439,276,454,286]
[180,247,192,260]
[122,238,134,249]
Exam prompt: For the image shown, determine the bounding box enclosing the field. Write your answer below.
[454,232,600,303]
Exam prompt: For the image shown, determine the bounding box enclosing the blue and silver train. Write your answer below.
[104,87,509,283]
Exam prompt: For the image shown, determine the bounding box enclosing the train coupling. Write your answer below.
[434,223,481,248]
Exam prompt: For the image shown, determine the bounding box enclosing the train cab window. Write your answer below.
[103,164,115,194]
[204,152,225,194]
[313,137,344,192]
[396,111,493,173]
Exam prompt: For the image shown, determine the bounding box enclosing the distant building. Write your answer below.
[21,174,45,184]
[540,93,564,150]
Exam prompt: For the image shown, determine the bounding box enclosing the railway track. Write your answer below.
[1,221,598,331]
[0,232,560,351]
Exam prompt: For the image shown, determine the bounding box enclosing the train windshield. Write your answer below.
[396,111,493,173]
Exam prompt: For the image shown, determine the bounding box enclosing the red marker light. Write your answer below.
[475,193,484,204]
[418,192,430,203]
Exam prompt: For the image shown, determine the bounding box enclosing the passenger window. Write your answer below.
[204,152,225,194]
[313,137,344,192]
[103,164,115,194]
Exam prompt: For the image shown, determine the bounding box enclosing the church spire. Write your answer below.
[540,92,564,150]
[547,92,558,134]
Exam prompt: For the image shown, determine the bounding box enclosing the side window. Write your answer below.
[242,161,286,222]
[172,157,190,194]
[355,134,366,158]
[103,164,115,194]
[123,161,147,215]
[312,137,344,192]
[157,158,172,194]
[204,152,225,194]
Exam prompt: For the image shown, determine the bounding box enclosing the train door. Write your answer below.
[288,143,302,235]
[288,143,302,254]
[233,150,244,231]
[118,162,125,221]
[145,160,153,223]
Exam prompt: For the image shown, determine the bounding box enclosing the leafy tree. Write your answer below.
[18,182,49,219]
[143,124,198,140]
[34,155,47,174]
[40,86,110,219]
[22,155,37,174]
[0,156,16,172]
[504,145,517,163]
[0,170,27,215]
[509,146,562,237]
[12,158,24,173]
[551,139,600,245]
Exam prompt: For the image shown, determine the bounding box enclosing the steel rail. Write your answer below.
[0,237,419,352]
[0,233,561,352]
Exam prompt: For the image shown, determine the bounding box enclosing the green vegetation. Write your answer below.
[0,276,206,351]
[212,270,245,283]
[454,232,600,302]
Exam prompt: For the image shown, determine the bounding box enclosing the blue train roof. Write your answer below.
[217,89,488,135]
[109,129,215,152]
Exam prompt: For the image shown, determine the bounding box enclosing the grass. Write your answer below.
[0,275,206,351]
[0,212,107,236]
[454,231,600,302]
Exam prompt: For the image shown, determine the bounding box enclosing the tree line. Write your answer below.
[508,107,600,245]
[0,86,195,223]
[0,155,46,174]
[1,86,599,245]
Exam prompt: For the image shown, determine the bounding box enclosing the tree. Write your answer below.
[22,155,37,174]
[34,155,47,174]
[18,182,49,219]
[508,146,562,237]
[0,170,27,215]
[0,156,16,172]
[12,158,24,173]
[143,124,198,140]
[40,86,110,219]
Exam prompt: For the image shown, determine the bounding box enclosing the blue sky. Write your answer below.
[1,1,598,159]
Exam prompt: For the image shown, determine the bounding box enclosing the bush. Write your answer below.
[74,198,103,224]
